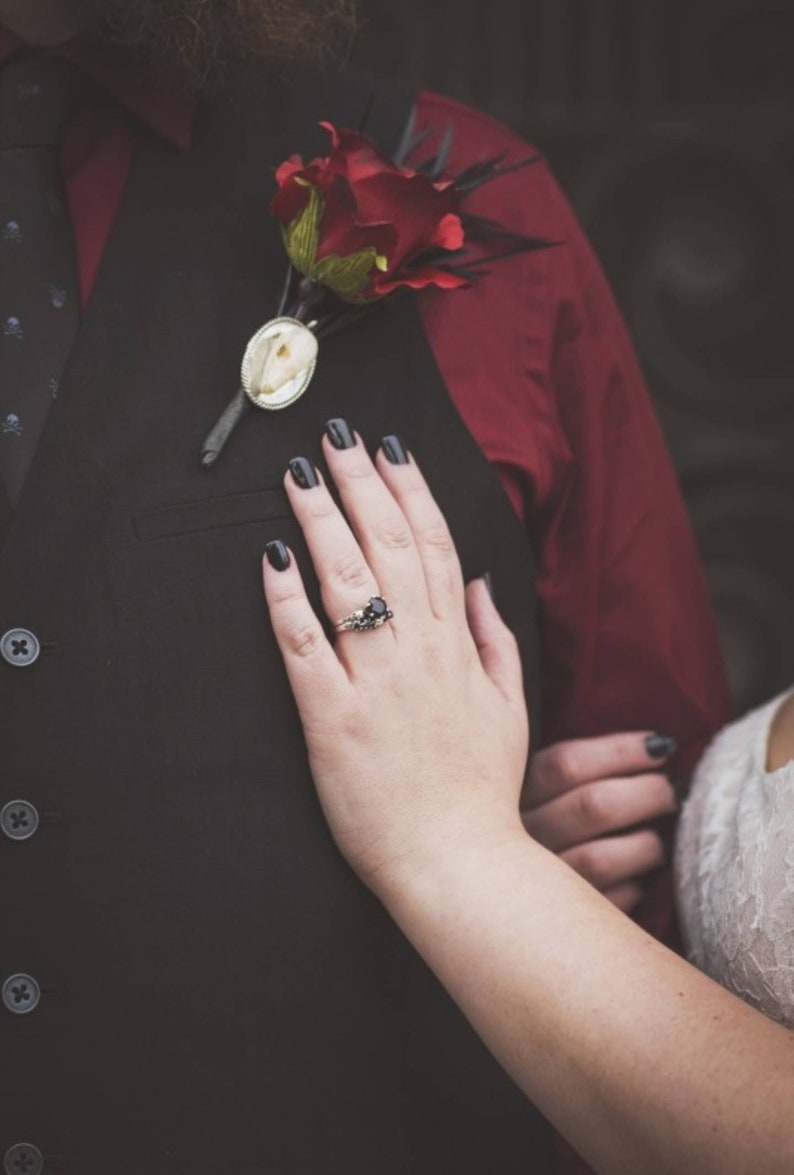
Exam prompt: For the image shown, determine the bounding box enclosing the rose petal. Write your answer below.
[314,174,397,265]
[353,171,461,269]
[319,121,406,182]
[275,154,306,187]
[374,266,471,295]
[428,212,465,252]
[272,125,466,297]
[270,174,312,226]
[270,158,338,225]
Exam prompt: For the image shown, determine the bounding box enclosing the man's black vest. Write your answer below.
[0,67,551,1173]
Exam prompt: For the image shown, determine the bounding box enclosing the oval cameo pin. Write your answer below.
[241,317,318,411]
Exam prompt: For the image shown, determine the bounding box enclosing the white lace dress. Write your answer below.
[675,690,794,1027]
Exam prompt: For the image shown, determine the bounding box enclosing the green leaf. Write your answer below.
[312,247,382,302]
[280,181,385,301]
[282,182,323,275]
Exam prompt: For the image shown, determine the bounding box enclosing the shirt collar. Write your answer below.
[0,25,195,151]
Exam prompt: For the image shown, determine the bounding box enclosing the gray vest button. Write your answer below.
[4,1144,44,1175]
[0,800,39,841]
[2,974,41,1015]
[1,629,41,667]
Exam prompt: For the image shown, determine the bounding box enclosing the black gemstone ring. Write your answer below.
[334,596,394,633]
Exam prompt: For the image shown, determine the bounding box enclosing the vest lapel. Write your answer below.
[0,69,405,553]
[0,68,548,1173]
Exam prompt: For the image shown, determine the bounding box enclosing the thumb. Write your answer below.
[465,577,525,704]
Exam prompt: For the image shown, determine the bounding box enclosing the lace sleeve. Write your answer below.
[674,690,794,1027]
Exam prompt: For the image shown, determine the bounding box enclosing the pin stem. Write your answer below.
[199,387,249,468]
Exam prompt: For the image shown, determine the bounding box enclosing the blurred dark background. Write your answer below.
[352,0,794,715]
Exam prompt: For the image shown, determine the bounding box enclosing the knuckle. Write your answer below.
[331,552,373,591]
[575,842,611,889]
[419,522,456,561]
[550,742,586,786]
[343,458,376,482]
[373,516,414,551]
[304,495,337,522]
[575,782,611,831]
[269,582,303,608]
[399,473,429,498]
[284,621,323,660]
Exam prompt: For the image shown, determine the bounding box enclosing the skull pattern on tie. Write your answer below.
[0,55,80,503]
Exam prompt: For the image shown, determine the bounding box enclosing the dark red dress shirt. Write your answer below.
[0,27,732,857]
[0,25,732,1175]
[0,24,732,829]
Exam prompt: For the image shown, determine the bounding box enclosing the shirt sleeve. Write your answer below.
[414,91,732,773]
[415,84,733,1175]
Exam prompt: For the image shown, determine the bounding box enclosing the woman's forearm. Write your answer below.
[380,829,794,1175]
[260,437,794,1172]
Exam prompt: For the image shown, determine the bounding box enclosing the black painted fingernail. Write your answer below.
[289,456,319,489]
[265,541,291,571]
[645,733,678,760]
[483,571,495,601]
[381,434,409,465]
[325,418,356,450]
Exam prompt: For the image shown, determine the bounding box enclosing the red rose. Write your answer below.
[270,123,466,302]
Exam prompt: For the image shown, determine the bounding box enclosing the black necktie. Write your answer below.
[0,55,80,504]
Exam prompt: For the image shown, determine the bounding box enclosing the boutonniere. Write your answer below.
[199,116,548,466]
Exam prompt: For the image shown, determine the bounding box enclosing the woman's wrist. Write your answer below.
[372,808,531,916]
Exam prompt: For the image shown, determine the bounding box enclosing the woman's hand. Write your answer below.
[262,425,529,894]
[523,733,679,912]
[260,428,794,1175]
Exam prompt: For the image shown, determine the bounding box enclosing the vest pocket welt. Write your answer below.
[133,487,293,540]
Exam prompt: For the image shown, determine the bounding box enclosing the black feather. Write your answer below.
[429,122,455,179]
[394,104,417,164]
[455,154,542,195]
[452,152,510,188]
[358,88,377,135]
[394,107,435,168]
[440,238,559,276]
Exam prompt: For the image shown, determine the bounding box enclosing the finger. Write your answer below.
[523,773,677,853]
[262,542,349,711]
[374,439,467,628]
[560,830,666,892]
[320,424,430,617]
[464,578,524,705]
[603,882,646,914]
[283,457,394,668]
[529,731,679,805]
